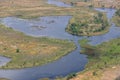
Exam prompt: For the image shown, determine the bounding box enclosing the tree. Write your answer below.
[70,23,78,34]
[16,48,20,53]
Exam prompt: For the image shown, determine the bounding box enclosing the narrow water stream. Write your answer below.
[0,0,119,80]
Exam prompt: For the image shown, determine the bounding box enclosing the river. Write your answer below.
[0,0,119,80]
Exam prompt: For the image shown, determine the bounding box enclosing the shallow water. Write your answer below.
[47,0,72,7]
[0,56,10,67]
[0,1,119,80]
[1,16,74,40]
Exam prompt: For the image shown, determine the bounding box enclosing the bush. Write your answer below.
[67,73,77,80]
[16,48,20,53]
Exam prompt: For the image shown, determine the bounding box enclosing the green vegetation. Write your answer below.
[79,38,89,46]
[113,9,120,27]
[0,24,75,69]
[79,38,120,70]
[79,39,99,56]
[66,12,109,36]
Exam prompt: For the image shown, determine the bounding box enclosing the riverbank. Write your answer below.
[66,38,120,80]
[112,9,120,27]
[0,24,75,69]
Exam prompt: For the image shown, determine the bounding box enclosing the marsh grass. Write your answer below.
[79,38,120,70]
[0,24,75,69]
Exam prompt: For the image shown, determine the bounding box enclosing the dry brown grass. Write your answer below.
[0,0,76,18]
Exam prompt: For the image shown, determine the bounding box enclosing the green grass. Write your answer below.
[79,38,90,46]
[79,38,120,70]
[0,24,75,69]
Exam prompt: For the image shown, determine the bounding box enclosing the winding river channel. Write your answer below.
[0,0,119,80]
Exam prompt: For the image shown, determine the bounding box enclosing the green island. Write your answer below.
[66,11,109,36]
[0,24,75,69]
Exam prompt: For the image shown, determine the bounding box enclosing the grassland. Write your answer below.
[0,0,69,18]
[0,24,75,69]
[80,38,120,69]
[65,38,120,80]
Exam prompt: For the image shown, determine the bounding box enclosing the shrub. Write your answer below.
[16,48,20,53]
[67,73,77,80]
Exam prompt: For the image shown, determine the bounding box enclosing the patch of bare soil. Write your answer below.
[70,66,120,80]
[102,66,120,80]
